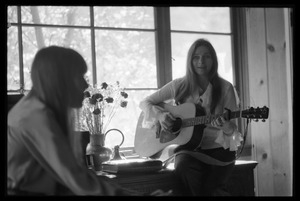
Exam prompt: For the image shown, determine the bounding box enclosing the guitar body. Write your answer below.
[135,102,269,161]
[134,103,206,158]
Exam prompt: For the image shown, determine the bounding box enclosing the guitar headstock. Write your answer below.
[242,106,269,122]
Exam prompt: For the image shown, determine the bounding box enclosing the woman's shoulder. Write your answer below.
[172,77,186,87]
[173,77,185,82]
[219,76,232,86]
[218,77,234,90]
[8,95,54,128]
[159,77,185,91]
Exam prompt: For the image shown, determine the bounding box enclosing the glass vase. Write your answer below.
[85,133,112,171]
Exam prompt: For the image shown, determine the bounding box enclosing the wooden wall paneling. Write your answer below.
[246,8,274,196]
[265,8,292,196]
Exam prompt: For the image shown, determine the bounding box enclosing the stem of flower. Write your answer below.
[105,107,118,132]
[86,110,94,134]
[100,103,104,133]
[103,96,119,132]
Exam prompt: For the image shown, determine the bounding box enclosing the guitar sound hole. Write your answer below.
[171,118,182,134]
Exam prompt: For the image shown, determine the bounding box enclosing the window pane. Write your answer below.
[170,7,231,33]
[95,30,157,88]
[21,6,90,26]
[171,33,233,84]
[7,6,18,23]
[94,6,154,29]
[22,27,92,90]
[104,90,156,148]
[7,26,20,90]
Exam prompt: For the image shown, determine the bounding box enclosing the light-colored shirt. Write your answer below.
[7,94,130,195]
[139,77,243,152]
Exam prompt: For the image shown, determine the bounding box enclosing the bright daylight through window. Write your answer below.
[7,6,233,152]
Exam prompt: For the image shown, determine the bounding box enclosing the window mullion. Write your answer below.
[154,7,172,88]
[90,6,97,86]
[17,6,24,93]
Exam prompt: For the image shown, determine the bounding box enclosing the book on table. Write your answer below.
[101,159,163,174]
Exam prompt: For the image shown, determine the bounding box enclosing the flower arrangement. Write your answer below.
[79,81,128,135]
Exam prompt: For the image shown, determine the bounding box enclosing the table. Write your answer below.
[97,160,258,196]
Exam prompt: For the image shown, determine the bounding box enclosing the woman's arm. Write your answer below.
[139,79,178,129]
[22,110,130,195]
[213,82,243,151]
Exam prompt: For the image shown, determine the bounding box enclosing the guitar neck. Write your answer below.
[182,111,241,127]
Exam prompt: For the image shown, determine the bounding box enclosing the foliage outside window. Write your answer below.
[7,6,233,153]
[170,7,233,84]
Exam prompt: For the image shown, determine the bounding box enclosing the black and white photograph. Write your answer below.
[6,4,294,196]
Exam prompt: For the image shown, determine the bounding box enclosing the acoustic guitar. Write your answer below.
[134,102,269,158]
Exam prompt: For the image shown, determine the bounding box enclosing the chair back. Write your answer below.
[7,94,24,114]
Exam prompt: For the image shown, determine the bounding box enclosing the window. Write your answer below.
[170,7,233,84]
[7,6,238,155]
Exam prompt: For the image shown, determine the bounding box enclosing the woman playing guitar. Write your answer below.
[138,38,243,196]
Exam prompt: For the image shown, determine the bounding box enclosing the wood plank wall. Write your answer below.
[246,8,293,196]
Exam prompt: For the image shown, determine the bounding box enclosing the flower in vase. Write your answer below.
[78,81,128,135]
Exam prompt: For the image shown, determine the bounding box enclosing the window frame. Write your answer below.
[7,6,250,158]
[154,7,172,88]
[7,6,239,92]
[231,8,252,156]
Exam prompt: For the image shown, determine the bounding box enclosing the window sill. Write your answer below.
[97,160,258,196]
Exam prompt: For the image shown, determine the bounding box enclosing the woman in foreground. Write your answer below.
[7,46,170,196]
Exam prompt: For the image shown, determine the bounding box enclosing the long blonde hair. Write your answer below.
[175,38,222,114]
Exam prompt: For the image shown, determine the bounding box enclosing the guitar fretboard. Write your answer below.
[181,111,241,127]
